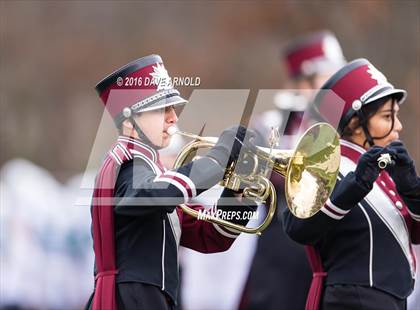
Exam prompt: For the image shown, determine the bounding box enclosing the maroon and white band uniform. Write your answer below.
[244,31,346,310]
[283,59,420,310]
[86,55,256,310]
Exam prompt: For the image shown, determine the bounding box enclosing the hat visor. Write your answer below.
[365,88,407,105]
[134,95,188,113]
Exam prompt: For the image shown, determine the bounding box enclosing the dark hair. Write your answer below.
[341,95,397,146]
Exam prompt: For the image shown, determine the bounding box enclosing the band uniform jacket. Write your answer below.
[92,136,255,306]
[283,139,419,300]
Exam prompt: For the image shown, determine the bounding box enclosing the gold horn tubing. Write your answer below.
[178,179,276,236]
[243,175,270,202]
[178,204,260,235]
[172,139,214,169]
[171,122,341,233]
[170,129,218,144]
[254,147,296,176]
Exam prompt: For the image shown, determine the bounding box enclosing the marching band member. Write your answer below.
[252,30,346,147]
[85,55,257,310]
[283,58,420,310]
[244,31,346,310]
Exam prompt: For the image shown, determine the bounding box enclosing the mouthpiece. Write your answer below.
[167,126,178,136]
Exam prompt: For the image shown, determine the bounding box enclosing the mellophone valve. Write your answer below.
[377,153,395,169]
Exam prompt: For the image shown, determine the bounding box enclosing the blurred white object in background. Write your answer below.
[0,159,94,309]
[180,185,259,310]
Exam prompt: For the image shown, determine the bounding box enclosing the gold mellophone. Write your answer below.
[169,123,341,235]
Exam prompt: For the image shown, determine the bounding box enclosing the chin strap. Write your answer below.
[123,107,162,150]
[356,100,396,148]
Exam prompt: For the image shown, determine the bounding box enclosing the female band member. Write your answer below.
[283,58,419,310]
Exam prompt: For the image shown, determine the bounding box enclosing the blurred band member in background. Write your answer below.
[242,31,346,310]
[284,59,420,310]
[86,55,257,310]
[253,31,346,147]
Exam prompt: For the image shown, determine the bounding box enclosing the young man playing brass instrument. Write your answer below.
[86,54,257,310]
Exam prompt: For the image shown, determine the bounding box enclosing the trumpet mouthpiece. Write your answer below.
[167,126,178,136]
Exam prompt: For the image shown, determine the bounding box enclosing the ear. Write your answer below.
[354,128,362,135]
[348,117,362,135]
[121,119,133,130]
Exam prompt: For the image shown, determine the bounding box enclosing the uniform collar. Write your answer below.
[116,135,159,163]
[340,139,366,163]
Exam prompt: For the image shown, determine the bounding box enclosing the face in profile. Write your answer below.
[349,98,403,149]
[367,99,402,147]
[135,105,179,148]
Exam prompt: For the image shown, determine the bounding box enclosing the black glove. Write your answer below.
[327,146,388,211]
[206,125,256,169]
[386,141,419,195]
[354,146,387,191]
